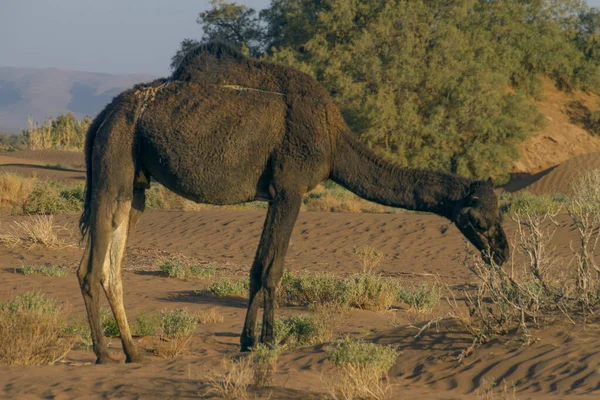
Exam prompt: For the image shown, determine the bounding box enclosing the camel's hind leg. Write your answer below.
[79,189,145,363]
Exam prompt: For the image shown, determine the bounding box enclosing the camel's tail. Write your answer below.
[79,105,111,238]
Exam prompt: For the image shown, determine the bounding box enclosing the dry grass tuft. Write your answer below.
[0,215,70,249]
[151,308,198,359]
[0,291,73,365]
[207,357,252,400]
[251,344,280,389]
[196,308,224,324]
[0,172,36,212]
[325,338,399,400]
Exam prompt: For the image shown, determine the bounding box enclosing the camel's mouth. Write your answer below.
[456,222,509,266]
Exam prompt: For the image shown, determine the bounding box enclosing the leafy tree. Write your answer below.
[173,0,600,182]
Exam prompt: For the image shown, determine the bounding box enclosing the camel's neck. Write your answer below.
[331,133,472,219]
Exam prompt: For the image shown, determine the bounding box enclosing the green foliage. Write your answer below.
[326,337,398,372]
[189,264,217,278]
[180,0,600,180]
[279,270,349,306]
[206,278,250,297]
[501,191,568,215]
[2,291,60,315]
[397,283,441,312]
[100,308,120,338]
[343,270,402,312]
[15,264,69,277]
[159,259,188,279]
[134,312,160,336]
[159,308,198,339]
[22,181,84,215]
[61,322,93,350]
[274,314,330,348]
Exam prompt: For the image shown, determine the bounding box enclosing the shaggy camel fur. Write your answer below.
[78,43,509,364]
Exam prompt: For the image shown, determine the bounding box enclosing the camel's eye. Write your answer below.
[470,213,488,231]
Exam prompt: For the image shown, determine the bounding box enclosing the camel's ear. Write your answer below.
[487,177,494,186]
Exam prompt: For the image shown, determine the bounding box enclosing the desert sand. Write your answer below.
[1,151,600,399]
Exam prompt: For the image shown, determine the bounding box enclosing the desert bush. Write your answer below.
[500,191,567,215]
[23,113,90,151]
[189,264,217,279]
[152,308,198,358]
[159,259,188,279]
[134,312,160,336]
[22,181,84,215]
[0,172,36,212]
[208,357,252,400]
[326,338,399,400]
[449,169,600,351]
[62,321,93,351]
[100,308,120,338]
[397,283,441,313]
[206,278,250,297]
[196,308,224,324]
[274,314,330,348]
[343,271,401,312]
[15,264,69,277]
[279,270,349,306]
[0,291,72,365]
[0,215,70,249]
[251,343,280,389]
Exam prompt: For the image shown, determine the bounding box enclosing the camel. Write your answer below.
[77,43,509,364]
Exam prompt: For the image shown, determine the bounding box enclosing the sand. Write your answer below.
[1,209,599,399]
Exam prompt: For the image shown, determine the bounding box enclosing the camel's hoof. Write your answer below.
[95,355,121,365]
[240,336,257,352]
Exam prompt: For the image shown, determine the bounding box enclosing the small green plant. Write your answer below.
[134,312,160,336]
[159,259,188,279]
[251,343,280,389]
[0,292,71,365]
[15,264,68,277]
[274,314,332,348]
[343,271,402,312]
[3,291,60,315]
[279,270,349,306]
[61,322,93,351]
[189,264,217,278]
[152,308,198,358]
[397,283,441,312]
[206,279,249,297]
[500,191,567,216]
[326,338,399,400]
[100,308,120,338]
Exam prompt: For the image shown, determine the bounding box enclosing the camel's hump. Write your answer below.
[171,42,248,82]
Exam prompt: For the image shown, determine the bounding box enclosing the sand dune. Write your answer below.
[1,209,599,398]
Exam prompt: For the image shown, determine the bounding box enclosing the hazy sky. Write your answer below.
[1,0,599,76]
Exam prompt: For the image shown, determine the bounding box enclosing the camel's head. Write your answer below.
[452,179,509,266]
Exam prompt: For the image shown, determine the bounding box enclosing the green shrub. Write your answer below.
[326,338,398,372]
[279,270,349,306]
[189,264,217,278]
[159,259,188,279]
[100,308,120,338]
[2,291,60,315]
[15,264,68,277]
[160,308,198,339]
[397,283,441,312]
[343,271,401,312]
[501,191,567,215]
[22,181,84,214]
[206,278,249,297]
[61,322,92,351]
[274,314,331,348]
[0,292,71,365]
[134,312,160,336]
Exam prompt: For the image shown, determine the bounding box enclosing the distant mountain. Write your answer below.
[0,67,157,133]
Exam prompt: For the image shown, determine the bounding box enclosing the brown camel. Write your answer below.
[78,43,509,364]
